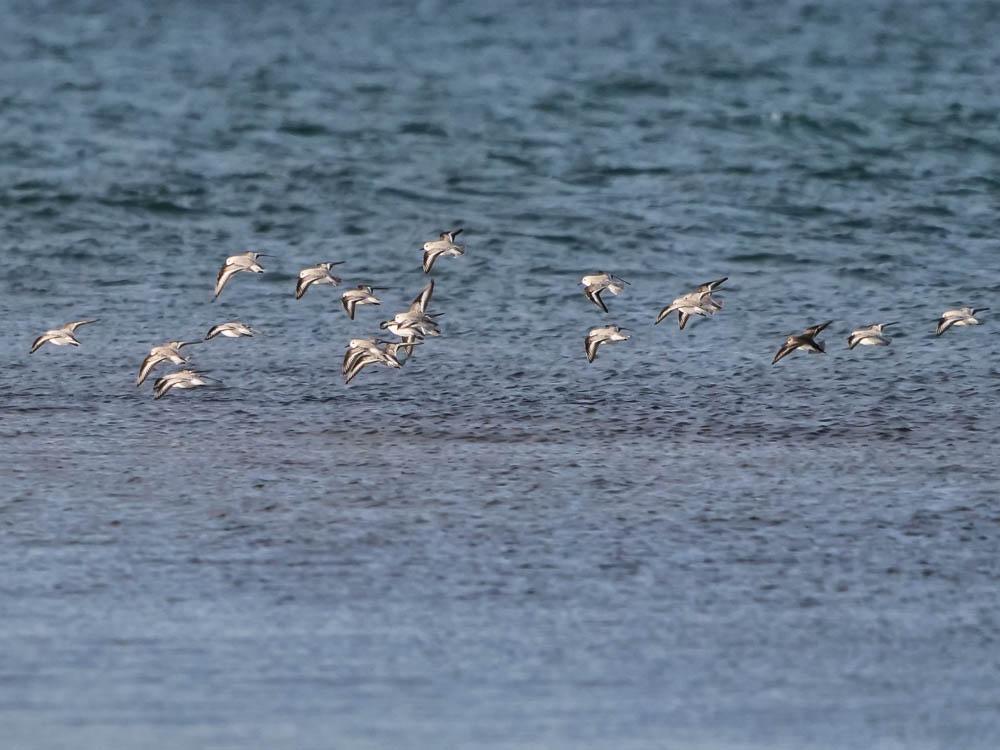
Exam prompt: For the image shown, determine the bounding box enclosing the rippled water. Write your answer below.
[2,1,1000,748]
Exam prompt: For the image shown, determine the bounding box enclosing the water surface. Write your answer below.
[2,1,999,748]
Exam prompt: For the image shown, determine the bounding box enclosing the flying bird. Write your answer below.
[136,340,201,386]
[847,322,897,350]
[296,262,345,299]
[205,321,255,340]
[655,277,727,329]
[935,307,988,336]
[380,280,439,354]
[342,339,411,384]
[422,229,465,273]
[772,321,832,364]
[585,325,629,362]
[581,272,629,313]
[214,251,267,300]
[379,312,442,339]
[152,369,213,400]
[30,319,98,353]
[341,285,386,319]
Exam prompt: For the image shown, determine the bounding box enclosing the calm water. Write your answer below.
[2,1,999,748]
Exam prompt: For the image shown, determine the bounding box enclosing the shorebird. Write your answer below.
[935,307,988,336]
[205,321,255,340]
[342,339,409,384]
[655,277,727,329]
[214,251,267,300]
[847,322,897,350]
[296,262,345,299]
[136,340,201,386]
[379,280,441,353]
[343,338,380,375]
[152,369,213,400]
[772,321,832,364]
[422,229,464,273]
[581,272,629,313]
[379,312,442,339]
[30,319,98,353]
[585,325,629,362]
[341,285,386,319]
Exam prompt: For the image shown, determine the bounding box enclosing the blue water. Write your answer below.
[2,1,999,748]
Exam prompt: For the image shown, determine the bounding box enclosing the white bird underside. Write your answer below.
[214,252,265,299]
[847,322,896,350]
[585,325,629,362]
[656,277,727,329]
[341,285,383,319]
[30,319,97,353]
[205,321,254,340]
[296,263,343,300]
[936,307,986,336]
[422,230,464,273]
[342,339,406,383]
[152,369,211,399]
[581,272,629,313]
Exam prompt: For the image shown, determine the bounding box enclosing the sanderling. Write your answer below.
[342,339,408,384]
[296,262,345,300]
[935,307,988,336]
[341,285,386,319]
[205,321,255,340]
[214,251,267,300]
[30,319,98,353]
[581,272,629,313]
[152,369,213,400]
[422,229,465,273]
[847,322,897,350]
[379,312,442,339]
[136,340,201,386]
[585,324,629,362]
[772,321,832,365]
[655,277,727,329]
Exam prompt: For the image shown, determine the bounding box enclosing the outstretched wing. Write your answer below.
[214,263,240,299]
[64,319,98,332]
[772,338,798,365]
[584,285,608,313]
[935,317,957,336]
[411,280,434,313]
[136,352,165,386]
[29,332,51,353]
[803,320,832,337]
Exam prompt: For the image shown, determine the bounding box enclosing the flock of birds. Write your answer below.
[29,229,466,398]
[580,270,988,363]
[29,228,989,398]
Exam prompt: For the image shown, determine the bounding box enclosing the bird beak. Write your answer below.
[974,308,989,314]
[329,261,346,266]
[884,322,899,327]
